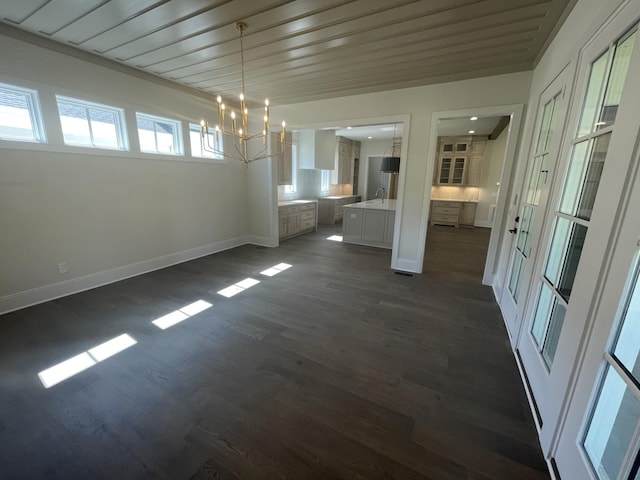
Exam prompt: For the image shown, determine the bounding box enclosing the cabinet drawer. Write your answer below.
[299,203,316,211]
[432,206,460,215]
[431,214,459,223]
[433,201,461,209]
[299,218,316,229]
[300,211,315,221]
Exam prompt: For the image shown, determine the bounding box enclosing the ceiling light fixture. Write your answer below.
[469,130,475,134]
[381,124,400,173]
[200,22,285,165]
[470,116,478,121]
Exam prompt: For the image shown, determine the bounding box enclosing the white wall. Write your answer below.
[268,73,532,272]
[476,127,508,227]
[0,31,249,313]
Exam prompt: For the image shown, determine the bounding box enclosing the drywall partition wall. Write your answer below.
[476,127,509,228]
[268,72,532,273]
[0,31,249,314]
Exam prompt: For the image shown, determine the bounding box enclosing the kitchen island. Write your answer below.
[342,199,396,249]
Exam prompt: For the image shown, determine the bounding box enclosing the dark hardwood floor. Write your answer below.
[0,225,548,480]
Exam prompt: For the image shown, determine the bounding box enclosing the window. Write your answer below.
[583,259,640,480]
[284,143,298,193]
[56,96,127,150]
[136,113,182,155]
[189,123,223,159]
[0,82,45,143]
[321,169,330,192]
[530,27,637,371]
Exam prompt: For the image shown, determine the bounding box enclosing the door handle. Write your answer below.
[509,228,518,234]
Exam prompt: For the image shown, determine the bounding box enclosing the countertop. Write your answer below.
[431,198,478,203]
[319,195,359,200]
[343,199,397,211]
[278,199,318,207]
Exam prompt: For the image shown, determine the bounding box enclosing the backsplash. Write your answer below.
[431,185,479,201]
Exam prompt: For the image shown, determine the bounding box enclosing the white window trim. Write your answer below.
[136,112,183,156]
[321,169,330,192]
[56,95,128,150]
[0,81,46,143]
[284,143,298,193]
[189,123,224,160]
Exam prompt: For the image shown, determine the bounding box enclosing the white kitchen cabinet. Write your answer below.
[298,130,335,170]
[278,201,317,240]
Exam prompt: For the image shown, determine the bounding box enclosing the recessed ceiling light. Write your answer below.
[347,126,352,129]
[368,136,373,139]
[469,130,475,134]
[470,116,478,121]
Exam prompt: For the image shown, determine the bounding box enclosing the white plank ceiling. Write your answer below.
[0,0,576,107]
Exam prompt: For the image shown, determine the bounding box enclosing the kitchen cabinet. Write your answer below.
[430,200,477,227]
[317,195,360,224]
[278,201,317,240]
[466,140,486,186]
[342,200,396,249]
[460,202,477,226]
[274,131,293,186]
[298,130,335,170]
[430,200,462,227]
[333,136,353,185]
[437,156,466,185]
[436,136,487,186]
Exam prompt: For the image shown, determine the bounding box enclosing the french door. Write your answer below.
[551,2,640,476]
[499,68,571,343]
[516,8,639,458]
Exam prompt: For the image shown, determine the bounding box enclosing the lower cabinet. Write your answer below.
[460,202,477,226]
[343,208,395,249]
[430,200,477,227]
[317,195,360,225]
[279,202,317,240]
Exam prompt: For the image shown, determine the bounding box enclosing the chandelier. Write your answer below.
[200,22,286,164]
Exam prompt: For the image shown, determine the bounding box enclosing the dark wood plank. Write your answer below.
[0,224,548,479]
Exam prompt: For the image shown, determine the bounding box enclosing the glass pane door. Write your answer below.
[583,260,640,479]
[529,28,637,371]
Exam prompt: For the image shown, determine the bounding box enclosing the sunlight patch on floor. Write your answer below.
[38,333,137,388]
[260,263,292,277]
[152,300,213,330]
[217,277,261,298]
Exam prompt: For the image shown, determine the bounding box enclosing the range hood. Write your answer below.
[380,156,400,173]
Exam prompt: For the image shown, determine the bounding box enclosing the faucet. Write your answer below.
[375,187,386,202]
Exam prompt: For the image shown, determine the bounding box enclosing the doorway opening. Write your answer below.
[424,115,510,279]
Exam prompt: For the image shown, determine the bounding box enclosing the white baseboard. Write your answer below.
[0,236,249,315]
[245,235,277,248]
[474,220,494,228]
[393,258,420,273]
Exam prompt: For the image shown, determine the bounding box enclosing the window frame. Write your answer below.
[284,142,298,193]
[321,169,331,192]
[188,123,224,160]
[56,95,128,150]
[0,81,46,143]
[136,112,183,156]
